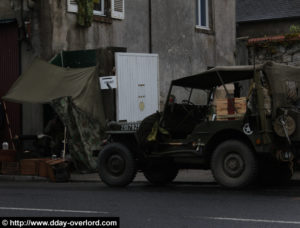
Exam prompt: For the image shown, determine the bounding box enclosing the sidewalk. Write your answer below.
[0,170,215,183]
[70,170,215,183]
[1,169,300,183]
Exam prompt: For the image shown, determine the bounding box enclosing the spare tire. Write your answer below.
[136,112,161,145]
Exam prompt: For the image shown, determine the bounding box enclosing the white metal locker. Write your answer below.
[115,53,159,122]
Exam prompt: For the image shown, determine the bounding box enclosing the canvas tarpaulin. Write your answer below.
[263,61,300,116]
[51,97,103,171]
[2,58,105,171]
[3,58,105,124]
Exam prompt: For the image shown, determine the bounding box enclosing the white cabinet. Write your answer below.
[115,53,159,122]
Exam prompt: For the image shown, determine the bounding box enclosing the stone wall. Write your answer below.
[248,39,300,66]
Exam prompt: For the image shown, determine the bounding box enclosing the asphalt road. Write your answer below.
[1,178,300,228]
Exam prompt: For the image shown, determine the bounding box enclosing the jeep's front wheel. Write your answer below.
[211,140,257,189]
[143,161,178,185]
[98,143,136,187]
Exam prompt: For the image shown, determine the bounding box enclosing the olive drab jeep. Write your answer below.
[98,62,300,188]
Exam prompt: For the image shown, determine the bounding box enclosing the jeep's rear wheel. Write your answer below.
[143,161,178,185]
[211,140,257,189]
[98,143,136,187]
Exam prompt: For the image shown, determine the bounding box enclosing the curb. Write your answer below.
[0,175,48,182]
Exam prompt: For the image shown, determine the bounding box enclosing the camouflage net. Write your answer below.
[51,97,104,172]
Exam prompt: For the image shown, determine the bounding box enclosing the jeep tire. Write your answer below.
[98,143,136,187]
[211,140,257,189]
[143,161,178,185]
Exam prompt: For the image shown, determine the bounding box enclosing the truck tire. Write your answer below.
[98,143,136,187]
[143,161,178,185]
[211,140,257,189]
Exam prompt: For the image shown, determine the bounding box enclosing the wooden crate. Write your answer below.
[214,97,247,120]
[45,159,69,182]
[20,159,40,176]
[0,150,17,162]
[1,161,19,175]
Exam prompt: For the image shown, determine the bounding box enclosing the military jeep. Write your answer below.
[98,62,300,188]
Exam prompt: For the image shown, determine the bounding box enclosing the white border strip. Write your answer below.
[201,216,300,225]
[0,207,109,214]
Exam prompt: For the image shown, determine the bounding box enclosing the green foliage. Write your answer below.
[289,25,300,34]
[76,0,94,27]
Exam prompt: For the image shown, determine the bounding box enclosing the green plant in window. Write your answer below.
[76,0,94,27]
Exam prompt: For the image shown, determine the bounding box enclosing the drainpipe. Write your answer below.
[19,0,25,134]
[148,0,152,53]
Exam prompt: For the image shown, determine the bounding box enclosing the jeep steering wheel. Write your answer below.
[181,100,196,113]
[182,100,195,106]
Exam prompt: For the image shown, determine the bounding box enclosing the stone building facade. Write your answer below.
[1,0,236,135]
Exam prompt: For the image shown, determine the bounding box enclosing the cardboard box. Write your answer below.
[214,84,234,99]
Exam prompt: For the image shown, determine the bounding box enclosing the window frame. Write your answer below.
[67,0,105,17]
[196,0,210,30]
[93,0,105,16]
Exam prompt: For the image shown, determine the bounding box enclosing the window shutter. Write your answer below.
[67,0,78,13]
[111,0,125,19]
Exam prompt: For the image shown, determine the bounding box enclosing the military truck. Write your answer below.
[98,62,300,188]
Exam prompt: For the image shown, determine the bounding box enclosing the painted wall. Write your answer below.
[0,0,15,20]
[37,0,150,59]
[40,0,235,106]
[151,0,236,106]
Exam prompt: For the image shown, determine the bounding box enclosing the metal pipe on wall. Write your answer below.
[148,0,152,53]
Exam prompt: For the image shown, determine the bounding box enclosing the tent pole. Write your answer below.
[2,101,16,150]
[62,126,67,159]
[60,51,64,67]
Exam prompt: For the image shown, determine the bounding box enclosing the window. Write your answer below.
[111,0,125,19]
[67,0,125,20]
[196,0,209,29]
[93,0,105,16]
[67,0,105,16]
